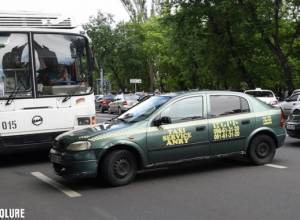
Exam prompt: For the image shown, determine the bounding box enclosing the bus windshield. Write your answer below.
[0,32,92,98]
[34,34,92,96]
[0,33,31,98]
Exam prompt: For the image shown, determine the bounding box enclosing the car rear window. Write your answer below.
[245,91,274,97]
[210,95,250,117]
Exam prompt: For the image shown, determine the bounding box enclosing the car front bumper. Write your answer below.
[49,148,98,178]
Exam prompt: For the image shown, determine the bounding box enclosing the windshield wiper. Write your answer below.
[62,80,88,103]
[5,85,22,106]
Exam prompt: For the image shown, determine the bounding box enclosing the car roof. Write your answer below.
[244,89,274,93]
[158,90,251,99]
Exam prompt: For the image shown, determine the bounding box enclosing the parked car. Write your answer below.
[98,94,115,113]
[50,91,285,186]
[108,94,139,114]
[278,93,300,117]
[244,88,278,106]
[94,95,104,110]
[285,107,300,138]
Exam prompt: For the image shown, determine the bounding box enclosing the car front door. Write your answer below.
[146,95,209,164]
[208,95,255,155]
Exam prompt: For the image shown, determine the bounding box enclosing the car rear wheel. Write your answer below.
[100,150,137,186]
[247,134,276,165]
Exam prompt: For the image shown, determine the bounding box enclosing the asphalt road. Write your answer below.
[0,113,300,220]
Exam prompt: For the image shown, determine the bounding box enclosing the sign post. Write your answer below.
[129,79,142,93]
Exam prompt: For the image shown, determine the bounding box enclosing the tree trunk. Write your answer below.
[111,66,125,92]
[225,20,255,89]
[264,37,294,94]
[148,59,155,92]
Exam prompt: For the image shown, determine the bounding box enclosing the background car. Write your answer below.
[94,94,104,110]
[286,107,300,138]
[108,94,139,114]
[244,88,278,106]
[98,94,115,113]
[278,93,300,118]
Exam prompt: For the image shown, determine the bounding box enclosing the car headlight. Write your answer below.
[66,141,91,151]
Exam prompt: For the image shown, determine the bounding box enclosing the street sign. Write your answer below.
[130,79,142,84]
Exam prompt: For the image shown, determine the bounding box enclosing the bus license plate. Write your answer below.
[287,124,295,130]
[51,154,62,164]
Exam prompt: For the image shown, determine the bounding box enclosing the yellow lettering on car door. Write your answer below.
[162,128,192,146]
[213,120,240,141]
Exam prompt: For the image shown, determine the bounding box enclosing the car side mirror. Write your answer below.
[153,116,171,126]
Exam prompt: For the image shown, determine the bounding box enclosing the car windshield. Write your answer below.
[245,91,274,97]
[117,96,171,123]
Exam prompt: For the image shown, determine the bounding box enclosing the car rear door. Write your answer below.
[146,95,209,164]
[207,95,255,155]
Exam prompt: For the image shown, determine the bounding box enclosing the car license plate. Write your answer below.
[51,154,62,164]
[287,124,295,130]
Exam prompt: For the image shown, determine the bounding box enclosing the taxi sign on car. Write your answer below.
[50,91,286,186]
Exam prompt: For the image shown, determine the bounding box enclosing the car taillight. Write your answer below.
[271,100,278,105]
[280,110,284,128]
[123,101,127,105]
[102,101,107,104]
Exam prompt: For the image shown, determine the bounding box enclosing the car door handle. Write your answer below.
[196,126,206,131]
[241,120,250,125]
[293,103,296,105]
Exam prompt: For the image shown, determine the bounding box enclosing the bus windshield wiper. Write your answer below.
[5,86,21,106]
[62,80,89,103]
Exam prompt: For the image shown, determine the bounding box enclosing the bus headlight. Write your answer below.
[67,141,91,151]
[77,116,96,125]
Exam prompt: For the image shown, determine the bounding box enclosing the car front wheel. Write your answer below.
[100,150,137,186]
[247,134,276,165]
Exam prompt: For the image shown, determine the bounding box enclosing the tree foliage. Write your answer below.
[85,0,300,95]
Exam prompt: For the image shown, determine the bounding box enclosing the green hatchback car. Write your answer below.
[50,91,286,186]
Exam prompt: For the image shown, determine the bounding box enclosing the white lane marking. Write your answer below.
[31,172,81,198]
[264,164,287,169]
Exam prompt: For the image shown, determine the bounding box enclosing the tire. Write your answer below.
[247,134,276,165]
[100,150,137,186]
[118,107,122,115]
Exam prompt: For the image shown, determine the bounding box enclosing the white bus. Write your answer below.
[0,12,96,152]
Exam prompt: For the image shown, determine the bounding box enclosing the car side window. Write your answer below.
[241,97,250,113]
[161,96,203,123]
[210,95,250,118]
[289,94,299,102]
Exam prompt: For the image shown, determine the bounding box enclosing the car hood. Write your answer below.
[54,121,131,149]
